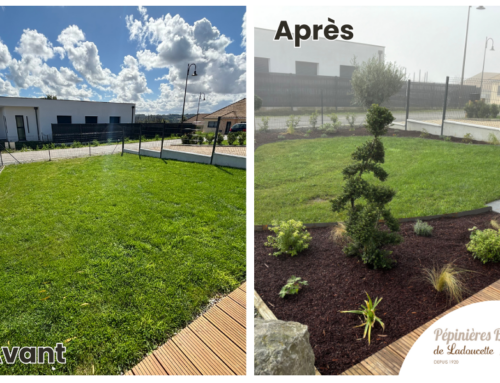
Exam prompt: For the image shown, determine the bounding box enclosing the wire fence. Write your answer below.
[254,72,500,132]
[0,118,246,167]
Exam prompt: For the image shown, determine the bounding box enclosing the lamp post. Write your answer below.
[180,63,197,124]
[460,5,485,86]
[479,37,495,99]
[196,92,205,125]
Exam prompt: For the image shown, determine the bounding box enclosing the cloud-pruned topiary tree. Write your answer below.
[331,104,402,269]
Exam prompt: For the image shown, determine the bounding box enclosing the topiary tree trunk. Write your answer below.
[331,104,402,269]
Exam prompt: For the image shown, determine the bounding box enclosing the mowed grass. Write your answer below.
[0,154,245,375]
[255,136,500,224]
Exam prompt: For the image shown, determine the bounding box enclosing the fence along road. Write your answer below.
[0,139,181,166]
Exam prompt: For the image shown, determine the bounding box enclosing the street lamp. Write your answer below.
[180,63,197,124]
[196,92,205,125]
[460,5,485,86]
[479,37,495,99]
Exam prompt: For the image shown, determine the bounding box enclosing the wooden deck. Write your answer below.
[126,283,246,375]
[341,279,500,375]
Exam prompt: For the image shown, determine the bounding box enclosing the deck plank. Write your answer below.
[126,283,246,375]
[342,279,500,375]
[189,317,246,375]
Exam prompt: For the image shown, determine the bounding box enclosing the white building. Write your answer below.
[255,27,385,78]
[0,97,135,142]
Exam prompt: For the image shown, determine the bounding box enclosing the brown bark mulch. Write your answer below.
[254,212,500,375]
[254,126,488,150]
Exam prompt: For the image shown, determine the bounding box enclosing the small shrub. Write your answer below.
[444,136,451,142]
[195,135,204,145]
[304,133,310,137]
[47,142,55,149]
[462,133,473,144]
[154,134,161,141]
[124,137,131,143]
[60,143,67,149]
[420,128,429,138]
[320,133,327,138]
[228,132,237,145]
[306,129,312,134]
[309,110,318,131]
[181,134,190,144]
[413,220,433,237]
[488,133,500,145]
[206,133,215,145]
[491,104,500,118]
[346,113,357,131]
[216,132,224,145]
[286,115,300,134]
[277,134,286,140]
[341,292,384,345]
[423,263,470,304]
[237,133,246,145]
[258,117,270,133]
[71,141,82,148]
[279,276,308,298]
[91,139,99,147]
[265,219,312,257]
[20,145,32,152]
[467,221,500,263]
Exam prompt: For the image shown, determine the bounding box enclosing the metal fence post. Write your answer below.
[321,89,324,127]
[210,117,222,165]
[0,148,3,167]
[441,76,450,136]
[138,124,142,159]
[160,123,165,159]
[89,142,91,157]
[121,127,125,156]
[405,80,411,131]
[48,148,51,161]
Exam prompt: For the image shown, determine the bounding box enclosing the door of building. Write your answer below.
[15,116,26,141]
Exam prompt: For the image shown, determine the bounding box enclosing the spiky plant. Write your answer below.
[341,292,384,345]
[423,263,470,304]
[331,222,350,247]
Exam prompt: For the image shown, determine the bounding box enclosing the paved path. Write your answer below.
[0,139,181,166]
[487,200,500,213]
[126,283,246,376]
[341,278,500,375]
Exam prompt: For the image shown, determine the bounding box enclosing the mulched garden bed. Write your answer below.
[254,126,488,150]
[254,212,500,375]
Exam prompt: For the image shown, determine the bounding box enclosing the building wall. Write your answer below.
[0,98,134,141]
[255,28,384,77]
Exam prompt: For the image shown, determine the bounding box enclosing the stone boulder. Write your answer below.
[254,318,316,375]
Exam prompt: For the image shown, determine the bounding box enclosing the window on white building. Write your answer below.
[296,61,318,76]
[109,116,121,123]
[57,116,72,124]
[255,57,270,73]
[85,116,98,124]
[208,121,218,128]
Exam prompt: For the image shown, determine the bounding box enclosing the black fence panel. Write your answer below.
[255,72,479,110]
[51,123,196,144]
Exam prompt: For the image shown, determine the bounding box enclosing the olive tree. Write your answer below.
[331,104,402,269]
[351,57,406,108]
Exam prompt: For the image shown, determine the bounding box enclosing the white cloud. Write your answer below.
[15,29,55,60]
[0,40,11,70]
[241,12,246,47]
[126,6,246,113]
[0,77,19,96]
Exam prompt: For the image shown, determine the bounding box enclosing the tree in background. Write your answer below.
[331,104,402,269]
[255,95,263,111]
[350,57,405,108]
[43,95,58,100]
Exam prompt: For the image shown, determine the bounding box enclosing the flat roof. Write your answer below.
[0,96,135,106]
[255,27,385,49]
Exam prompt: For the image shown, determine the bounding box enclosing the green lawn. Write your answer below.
[0,154,245,374]
[255,136,500,224]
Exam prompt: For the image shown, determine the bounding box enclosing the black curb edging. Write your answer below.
[254,206,493,232]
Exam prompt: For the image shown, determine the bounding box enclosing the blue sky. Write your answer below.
[0,6,246,114]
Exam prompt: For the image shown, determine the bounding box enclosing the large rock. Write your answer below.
[254,318,316,375]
